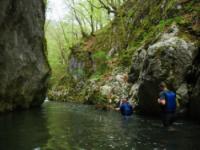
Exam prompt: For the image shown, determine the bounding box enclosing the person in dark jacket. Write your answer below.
[158,82,176,127]
[120,98,133,117]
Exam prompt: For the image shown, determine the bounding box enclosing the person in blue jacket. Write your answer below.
[158,82,176,127]
[120,98,133,117]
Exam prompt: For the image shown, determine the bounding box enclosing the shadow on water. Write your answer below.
[0,101,200,150]
[0,107,49,150]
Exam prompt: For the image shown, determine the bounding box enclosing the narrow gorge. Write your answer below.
[0,0,200,149]
[0,0,199,121]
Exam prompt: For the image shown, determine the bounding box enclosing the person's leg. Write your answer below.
[162,112,171,127]
[169,112,176,125]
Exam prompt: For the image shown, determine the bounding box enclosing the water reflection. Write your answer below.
[0,108,49,150]
[42,102,200,150]
[0,102,200,150]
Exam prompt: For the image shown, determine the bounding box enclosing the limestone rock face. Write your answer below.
[0,0,50,112]
[129,26,198,115]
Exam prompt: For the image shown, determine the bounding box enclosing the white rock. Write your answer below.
[100,85,112,96]
[116,74,124,82]
[130,83,139,97]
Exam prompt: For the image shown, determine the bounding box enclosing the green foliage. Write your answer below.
[92,50,110,75]
[87,91,107,105]
[75,68,86,77]
[92,50,109,60]
[159,17,182,27]
[90,73,102,81]
[43,0,48,5]
[119,49,134,66]
[63,0,112,36]
[45,21,70,87]
[46,0,200,103]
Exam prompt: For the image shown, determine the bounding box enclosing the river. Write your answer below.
[0,101,200,150]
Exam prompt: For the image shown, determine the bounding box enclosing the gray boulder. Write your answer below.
[0,0,50,112]
[129,26,198,115]
[176,83,189,106]
[129,48,147,83]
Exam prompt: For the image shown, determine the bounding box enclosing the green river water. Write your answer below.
[0,101,200,150]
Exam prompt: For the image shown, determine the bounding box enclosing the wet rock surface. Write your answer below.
[0,0,50,112]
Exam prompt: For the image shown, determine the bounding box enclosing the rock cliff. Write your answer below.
[129,25,199,115]
[0,0,50,112]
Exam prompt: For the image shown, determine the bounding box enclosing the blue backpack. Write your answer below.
[164,91,176,112]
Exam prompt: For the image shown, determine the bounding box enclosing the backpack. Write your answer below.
[164,91,176,112]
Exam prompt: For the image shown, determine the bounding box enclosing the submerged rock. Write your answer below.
[0,0,50,112]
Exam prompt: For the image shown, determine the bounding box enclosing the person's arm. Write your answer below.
[158,92,166,105]
[158,98,166,105]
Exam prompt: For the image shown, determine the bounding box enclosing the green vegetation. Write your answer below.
[92,51,110,75]
[45,22,70,87]
[46,0,200,104]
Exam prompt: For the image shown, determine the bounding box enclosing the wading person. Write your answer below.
[158,82,176,127]
[119,98,133,118]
